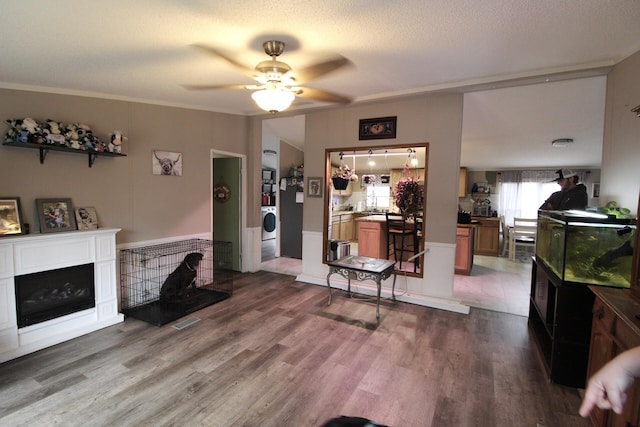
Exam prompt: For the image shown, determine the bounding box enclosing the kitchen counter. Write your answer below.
[354,214,387,222]
[455,226,475,275]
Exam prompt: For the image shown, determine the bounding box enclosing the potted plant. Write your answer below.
[332,164,357,190]
[394,177,424,217]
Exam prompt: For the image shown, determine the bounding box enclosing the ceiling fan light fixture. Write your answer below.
[251,88,295,113]
[551,138,574,147]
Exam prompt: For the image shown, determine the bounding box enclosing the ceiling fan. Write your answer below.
[184,40,353,113]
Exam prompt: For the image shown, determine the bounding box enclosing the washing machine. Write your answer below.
[261,206,276,240]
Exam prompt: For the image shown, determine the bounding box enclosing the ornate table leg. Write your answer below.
[326,270,333,306]
[392,272,397,301]
[375,276,382,319]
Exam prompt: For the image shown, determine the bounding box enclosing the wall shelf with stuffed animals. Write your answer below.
[2,141,126,167]
[3,118,127,168]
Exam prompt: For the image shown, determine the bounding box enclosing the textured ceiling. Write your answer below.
[1,1,639,169]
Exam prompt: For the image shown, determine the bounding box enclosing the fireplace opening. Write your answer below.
[15,263,95,328]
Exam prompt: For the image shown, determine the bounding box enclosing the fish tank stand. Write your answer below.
[528,256,594,388]
[529,210,637,388]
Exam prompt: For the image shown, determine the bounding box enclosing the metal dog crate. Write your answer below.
[119,239,233,325]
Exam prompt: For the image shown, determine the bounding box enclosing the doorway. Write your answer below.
[260,115,305,275]
[212,152,244,272]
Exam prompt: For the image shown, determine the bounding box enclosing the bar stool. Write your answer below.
[385,213,415,269]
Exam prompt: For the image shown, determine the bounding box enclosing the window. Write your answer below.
[366,186,390,210]
[499,181,558,226]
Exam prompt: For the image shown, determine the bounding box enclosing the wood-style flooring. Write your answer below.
[0,271,589,427]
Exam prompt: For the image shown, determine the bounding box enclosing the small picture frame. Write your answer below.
[592,182,600,198]
[307,177,323,198]
[36,198,77,233]
[75,207,99,230]
[359,116,397,140]
[0,197,25,236]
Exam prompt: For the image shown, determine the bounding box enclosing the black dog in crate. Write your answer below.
[159,252,203,304]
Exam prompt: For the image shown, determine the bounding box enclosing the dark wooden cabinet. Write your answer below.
[528,257,595,387]
[585,196,640,427]
[586,287,640,427]
[631,193,640,300]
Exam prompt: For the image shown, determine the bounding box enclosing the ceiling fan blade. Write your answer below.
[295,87,352,104]
[293,56,352,83]
[182,84,249,91]
[190,44,255,77]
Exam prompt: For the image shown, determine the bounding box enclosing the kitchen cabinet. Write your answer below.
[455,225,474,275]
[352,212,370,242]
[586,287,640,427]
[472,216,500,256]
[357,217,388,259]
[331,213,354,241]
[458,167,467,197]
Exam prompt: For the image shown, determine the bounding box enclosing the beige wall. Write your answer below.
[278,140,303,179]
[304,94,464,244]
[601,49,640,213]
[0,89,249,244]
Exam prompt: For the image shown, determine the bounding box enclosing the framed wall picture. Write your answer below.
[0,197,25,236]
[75,206,99,230]
[152,150,182,176]
[591,182,600,198]
[36,198,77,233]
[359,116,397,140]
[307,177,323,197]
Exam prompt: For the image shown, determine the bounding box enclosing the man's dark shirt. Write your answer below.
[539,183,588,210]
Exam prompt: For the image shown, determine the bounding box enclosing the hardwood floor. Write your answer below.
[0,271,589,427]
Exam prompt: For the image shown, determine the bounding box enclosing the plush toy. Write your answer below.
[77,123,106,151]
[64,123,81,149]
[43,119,66,146]
[22,117,40,134]
[4,118,44,143]
[108,131,127,153]
[4,119,24,142]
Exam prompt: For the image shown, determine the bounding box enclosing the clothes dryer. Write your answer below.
[261,206,276,240]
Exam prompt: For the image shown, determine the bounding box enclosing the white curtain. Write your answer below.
[498,170,563,226]
[498,171,522,227]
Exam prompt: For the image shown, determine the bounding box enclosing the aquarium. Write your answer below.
[536,210,636,288]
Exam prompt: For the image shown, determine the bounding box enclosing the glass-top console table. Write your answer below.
[326,255,397,319]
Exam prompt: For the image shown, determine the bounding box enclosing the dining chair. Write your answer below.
[412,213,424,272]
[499,215,510,257]
[509,217,537,261]
[385,213,416,270]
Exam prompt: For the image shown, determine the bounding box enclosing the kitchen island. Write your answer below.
[455,224,475,275]
[355,215,388,259]
[471,216,500,256]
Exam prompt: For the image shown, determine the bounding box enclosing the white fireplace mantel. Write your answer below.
[0,228,124,363]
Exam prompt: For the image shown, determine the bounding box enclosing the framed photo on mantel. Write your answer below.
[0,197,25,236]
[36,198,77,233]
[359,116,397,140]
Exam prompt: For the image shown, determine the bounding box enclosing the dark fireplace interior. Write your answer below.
[15,263,95,328]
